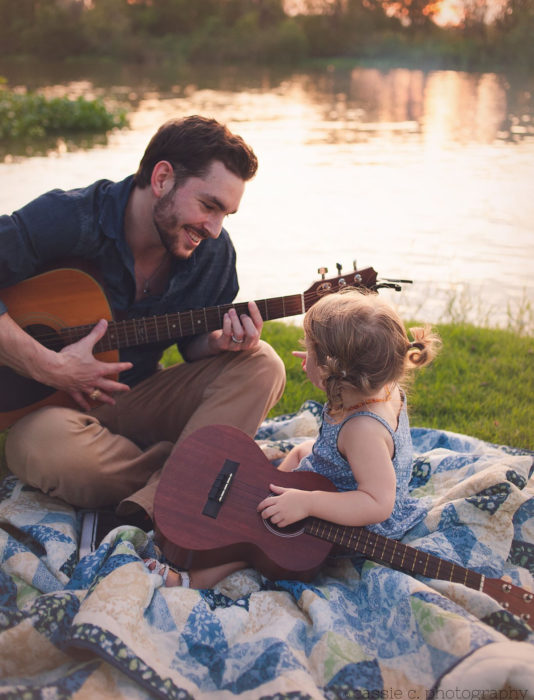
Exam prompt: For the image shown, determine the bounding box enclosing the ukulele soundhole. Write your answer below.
[262,490,307,538]
[263,517,306,538]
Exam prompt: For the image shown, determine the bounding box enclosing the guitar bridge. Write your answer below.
[202,459,239,518]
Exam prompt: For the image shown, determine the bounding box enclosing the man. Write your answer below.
[0,115,286,525]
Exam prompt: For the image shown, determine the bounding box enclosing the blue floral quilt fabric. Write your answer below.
[0,402,533,699]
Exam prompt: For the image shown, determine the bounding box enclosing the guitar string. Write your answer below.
[27,296,307,347]
[25,284,371,348]
[101,298,299,342]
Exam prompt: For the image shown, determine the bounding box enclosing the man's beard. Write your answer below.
[153,187,184,258]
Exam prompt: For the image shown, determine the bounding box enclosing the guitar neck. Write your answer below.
[58,293,306,353]
[27,264,377,353]
[305,519,483,590]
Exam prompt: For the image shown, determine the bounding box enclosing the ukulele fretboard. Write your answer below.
[306,519,483,590]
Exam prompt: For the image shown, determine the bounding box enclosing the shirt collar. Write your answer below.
[98,175,135,244]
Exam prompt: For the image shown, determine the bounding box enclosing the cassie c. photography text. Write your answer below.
[334,689,529,700]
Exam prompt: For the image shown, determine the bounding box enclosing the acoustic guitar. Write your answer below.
[154,424,533,626]
[0,263,379,430]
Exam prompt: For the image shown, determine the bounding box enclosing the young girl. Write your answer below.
[147,288,440,587]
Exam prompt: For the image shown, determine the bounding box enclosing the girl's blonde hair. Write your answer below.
[303,288,440,413]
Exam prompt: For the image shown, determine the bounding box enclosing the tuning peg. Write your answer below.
[336,263,342,274]
[317,266,328,280]
[352,260,358,271]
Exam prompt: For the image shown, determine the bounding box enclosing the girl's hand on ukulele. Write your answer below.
[258,483,310,527]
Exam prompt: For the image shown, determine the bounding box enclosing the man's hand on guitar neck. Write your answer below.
[0,313,132,411]
[182,301,264,361]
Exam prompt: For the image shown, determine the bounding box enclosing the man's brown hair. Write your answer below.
[135,115,258,188]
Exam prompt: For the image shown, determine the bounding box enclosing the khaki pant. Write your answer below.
[6,341,285,518]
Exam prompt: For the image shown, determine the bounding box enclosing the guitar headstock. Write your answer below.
[302,263,415,311]
[302,264,378,312]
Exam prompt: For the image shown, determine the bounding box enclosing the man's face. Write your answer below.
[153,160,245,259]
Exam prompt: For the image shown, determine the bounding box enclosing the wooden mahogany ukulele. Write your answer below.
[0,262,388,431]
[154,424,533,628]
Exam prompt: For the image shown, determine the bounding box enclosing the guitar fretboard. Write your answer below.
[39,294,305,352]
[306,519,483,591]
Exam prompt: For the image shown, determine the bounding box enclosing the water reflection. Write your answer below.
[303,67,532,145]
[0,62,533,332]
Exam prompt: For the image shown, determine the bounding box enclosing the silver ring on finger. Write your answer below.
[231,335,244,344]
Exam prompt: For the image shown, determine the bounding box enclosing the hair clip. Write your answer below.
[409,341,425,351]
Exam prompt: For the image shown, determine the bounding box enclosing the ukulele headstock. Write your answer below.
[483,577,533,628]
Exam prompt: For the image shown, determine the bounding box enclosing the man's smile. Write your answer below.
[185,226,206,246]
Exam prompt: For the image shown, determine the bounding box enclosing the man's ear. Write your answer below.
[151,161,175,198]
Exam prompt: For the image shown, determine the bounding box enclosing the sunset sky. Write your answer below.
[282,0,498,26]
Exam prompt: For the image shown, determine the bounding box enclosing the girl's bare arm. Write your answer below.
[258,418,396,527]
[277,439,315,472]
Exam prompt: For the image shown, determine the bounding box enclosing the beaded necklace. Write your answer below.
[346,384,393,412]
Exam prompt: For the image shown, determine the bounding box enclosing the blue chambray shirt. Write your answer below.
[0,175,239,386]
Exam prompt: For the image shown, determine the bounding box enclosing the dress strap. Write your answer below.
[337,390,407,438]
[339,410,395,437]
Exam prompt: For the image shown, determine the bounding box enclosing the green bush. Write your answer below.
[0,86,127,141]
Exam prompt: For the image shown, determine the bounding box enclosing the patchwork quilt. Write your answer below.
[1,401,534,699]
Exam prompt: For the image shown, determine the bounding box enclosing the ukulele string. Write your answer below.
[222,482,439,583]
[224,480,494,586]
[177,473,531,614]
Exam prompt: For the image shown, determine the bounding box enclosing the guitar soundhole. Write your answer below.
[25,323,63,351]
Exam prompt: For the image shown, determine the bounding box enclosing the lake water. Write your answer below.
[1,62,533,333]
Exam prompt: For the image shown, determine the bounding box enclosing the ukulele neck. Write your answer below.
[305,519,483,590]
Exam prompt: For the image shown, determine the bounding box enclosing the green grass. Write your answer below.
[260,321,534,451]
[162,320,533,450]
[0,321,532,481]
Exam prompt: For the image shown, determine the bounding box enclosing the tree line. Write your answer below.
[0,0,532,70]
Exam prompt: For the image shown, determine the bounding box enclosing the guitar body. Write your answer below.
[0,262,381,431]
[154,424,338,581]
[0,267,117,429]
